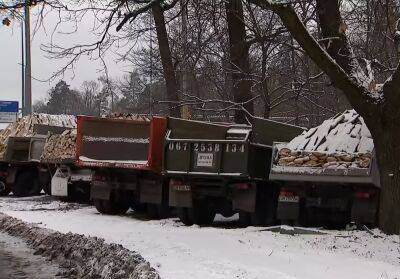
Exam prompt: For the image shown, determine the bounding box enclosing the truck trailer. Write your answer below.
[0,124,73,197]
[164,117,304,226]
[269,110,380,227]
[76,115,169,218]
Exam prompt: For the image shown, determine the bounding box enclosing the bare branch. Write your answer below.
[247,0,380,111]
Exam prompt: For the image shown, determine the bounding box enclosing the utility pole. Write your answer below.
[20,20,25,114]
[149,11,153,116]
[180,0,190,119]
[23,0,32,116]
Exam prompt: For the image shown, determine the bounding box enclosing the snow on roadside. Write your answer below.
[0,196,399,279]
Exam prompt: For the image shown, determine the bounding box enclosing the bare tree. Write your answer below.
[248,0,400,234]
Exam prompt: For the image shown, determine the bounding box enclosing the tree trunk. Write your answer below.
[225,0,253,124]
[366,113,400,234]
[152,4,181,117]
[315,0,353,74]
[248,0,400,234]
[316,0,400,234]
[261,44,271,118]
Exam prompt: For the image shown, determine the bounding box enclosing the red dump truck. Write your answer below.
[75,115,169,218]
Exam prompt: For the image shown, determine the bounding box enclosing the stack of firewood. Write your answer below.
[0,114,76,159]
[277,148,372,169]
[104,112,150,122]
[41,129,77,162]
[275,110,374,169]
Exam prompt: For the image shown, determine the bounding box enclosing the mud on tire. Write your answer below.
[12,170,42,197]
[93,198,129,215]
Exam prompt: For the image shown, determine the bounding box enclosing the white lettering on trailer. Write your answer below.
[170,143,219,152]
[196,153,214,167]
[225,143,245,153]
[83,136,149,144]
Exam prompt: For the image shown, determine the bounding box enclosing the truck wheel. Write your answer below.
[189,201,216,226]
[93,198,129,215]
[147,203,170,219]
[0,188,10,196]
[131,203,147,213]
[251,183,278,226]
[0,179,10,196]
[238,211,251,227]
[43,182,51,196]
[93,199,106,214]
[146,204,160,219]
[13,170,41,197]
[177,208,193,226]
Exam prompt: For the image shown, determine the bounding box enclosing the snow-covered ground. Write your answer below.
[0,196,399,279]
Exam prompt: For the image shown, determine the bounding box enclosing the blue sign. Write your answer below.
[0,101,19,113]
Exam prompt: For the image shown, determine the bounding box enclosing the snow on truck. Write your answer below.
[75,115,168,218]
[0,114,76,197]
[164,117,304,226]
[269,110,380,227]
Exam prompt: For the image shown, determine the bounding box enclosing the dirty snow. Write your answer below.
[0,196,399,279]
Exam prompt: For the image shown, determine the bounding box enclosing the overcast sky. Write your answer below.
[0,6,126,107]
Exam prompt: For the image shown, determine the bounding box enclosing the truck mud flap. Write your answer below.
[169,184,193,208]
[90,184,111,200]
[139,179,163,204]
[51,168,69,197]
[232,184,256,213]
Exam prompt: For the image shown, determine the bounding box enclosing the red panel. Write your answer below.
[75,115,87,164]
[76,115,167,173]
[147,117,167,173]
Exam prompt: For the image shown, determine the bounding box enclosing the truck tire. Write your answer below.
[189,200,216,226]
[12,170,41,197]
[178,201,215,226]
[131,203,147,213]
[146,204,159,219]
[103,199,129,215]
[0,188,10,196]
[0,179,10,196]
[177,207,193,226]
[146,203,170,219]
[93,198,129,215]
[93,199,106,213]
[238,211,251,227]
[43,182,51,196]
[251,184,278,226]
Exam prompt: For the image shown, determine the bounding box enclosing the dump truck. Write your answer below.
[0,124,73,196]
[269,110,380,227]
[76,115,168,217]
[163,117,304,226]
